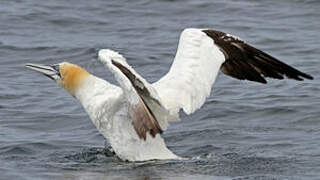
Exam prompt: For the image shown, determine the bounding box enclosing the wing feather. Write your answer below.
[98,49,177,140]
[203,29,313,83]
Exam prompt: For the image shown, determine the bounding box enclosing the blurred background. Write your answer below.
[0,0,319,179]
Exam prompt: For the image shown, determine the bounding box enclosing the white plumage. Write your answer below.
[153,29,225,115]
[92,29,225,161]
[75,74,179,161]
[26,28,312,161]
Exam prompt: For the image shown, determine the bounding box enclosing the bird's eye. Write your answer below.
[51,64,60,72]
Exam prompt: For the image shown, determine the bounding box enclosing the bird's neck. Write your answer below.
[74,75,122,123]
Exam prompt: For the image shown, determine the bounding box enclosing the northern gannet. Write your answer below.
[25,29,313,161]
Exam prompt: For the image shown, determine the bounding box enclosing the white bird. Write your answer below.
[25,28,313,161]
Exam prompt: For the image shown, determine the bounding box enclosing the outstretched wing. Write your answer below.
[98,49,177,140]
[153,28,313,116]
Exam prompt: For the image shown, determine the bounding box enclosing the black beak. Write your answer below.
[25,63,61,81]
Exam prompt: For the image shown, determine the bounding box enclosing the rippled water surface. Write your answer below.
[1,0,319,179]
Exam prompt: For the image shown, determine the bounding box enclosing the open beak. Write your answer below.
[25,63,61,81]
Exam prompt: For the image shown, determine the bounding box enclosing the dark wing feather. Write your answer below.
[203,30,313,83]
[111,60,163,140]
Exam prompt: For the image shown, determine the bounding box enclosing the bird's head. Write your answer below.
[25,62,90,96]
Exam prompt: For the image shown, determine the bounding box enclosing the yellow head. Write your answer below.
[58,62,90,95]
[25,62,91,96]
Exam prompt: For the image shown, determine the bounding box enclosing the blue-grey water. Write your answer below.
[1,0,319,179]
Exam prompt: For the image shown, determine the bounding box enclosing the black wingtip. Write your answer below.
[301,73,314,80]
[261,80,268,84]
[204,29,314,84]
[254,78,268,84]
[288,69,313,81]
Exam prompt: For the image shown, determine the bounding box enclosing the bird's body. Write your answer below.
[75,75,178,161]
[26,28,313,161]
